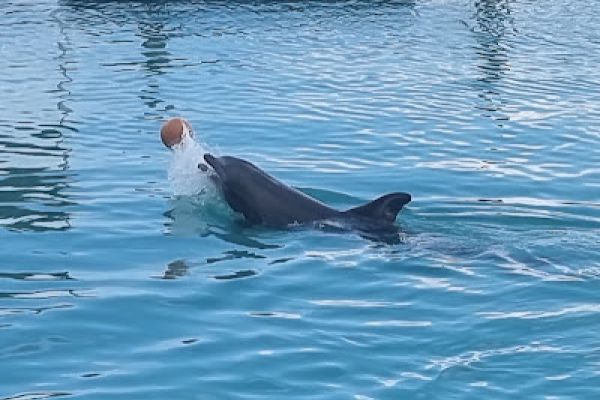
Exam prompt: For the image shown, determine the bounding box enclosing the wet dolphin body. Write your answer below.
[203,154,411,235]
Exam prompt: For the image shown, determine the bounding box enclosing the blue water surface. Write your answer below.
[1,0,599,398]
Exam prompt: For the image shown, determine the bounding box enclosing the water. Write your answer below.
[1,0,599,398]
[168,131,213,196]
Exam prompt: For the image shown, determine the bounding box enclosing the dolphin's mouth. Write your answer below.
[197,162,208,172]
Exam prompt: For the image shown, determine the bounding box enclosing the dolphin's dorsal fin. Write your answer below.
[344,193,411,223]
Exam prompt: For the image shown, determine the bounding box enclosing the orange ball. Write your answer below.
[160,117,193,148]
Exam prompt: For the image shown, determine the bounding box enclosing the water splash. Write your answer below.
[167,132,214,196]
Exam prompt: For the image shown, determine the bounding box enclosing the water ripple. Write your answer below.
[1,0,599,398]
[1,393,70,400]
[310,299,410,308]
[479,304,600,320]
[427,342,565,372]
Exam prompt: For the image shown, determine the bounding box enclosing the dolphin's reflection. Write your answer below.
[160,192,408,279]
[163,195,282,250]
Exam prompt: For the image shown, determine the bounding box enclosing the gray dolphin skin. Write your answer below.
[203,153,411,233]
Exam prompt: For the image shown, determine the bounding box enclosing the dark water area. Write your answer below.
[1,0,599,398]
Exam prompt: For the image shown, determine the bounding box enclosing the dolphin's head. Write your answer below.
[203,154,257,183]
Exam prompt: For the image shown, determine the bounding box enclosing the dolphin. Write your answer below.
[202,153,411,235]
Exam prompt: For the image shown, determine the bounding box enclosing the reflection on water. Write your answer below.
[1,392,71,400]
[0,6,74,231]
[161,252,264,280]
[161,259,189,280]
[138,18,172,118]
[61,0,177,119]
[472,0,514,123]
[0,271,73,281]
[214,269,257,280]
[0,165,71,231]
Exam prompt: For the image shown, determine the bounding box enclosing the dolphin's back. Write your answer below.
[204,154,338,227]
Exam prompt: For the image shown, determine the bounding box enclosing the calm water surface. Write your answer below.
[1,0,599,398]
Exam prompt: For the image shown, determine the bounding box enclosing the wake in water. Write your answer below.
[167,131,215,197]
[163,129,236,235]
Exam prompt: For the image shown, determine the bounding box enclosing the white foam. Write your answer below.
[167,131,213,197]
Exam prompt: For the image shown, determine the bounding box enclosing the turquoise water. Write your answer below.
[1,0,599,398]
